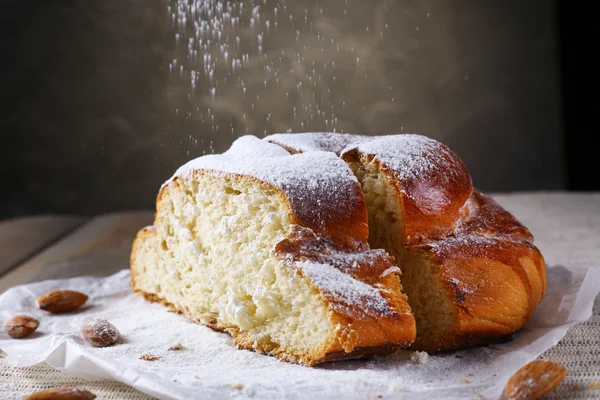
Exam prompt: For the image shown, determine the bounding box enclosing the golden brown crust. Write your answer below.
[426,190,546,303]
[462,190,535,242]
[273,225,416,353]
[129,225,155,292]
[408,247,544,352]
[341,139,474,245]
[265,133,475,245]
[408,191,546,352]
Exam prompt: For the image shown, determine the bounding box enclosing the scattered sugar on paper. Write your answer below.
[140,353,161,361]
[1,268,590,400]
[387,377,404,394]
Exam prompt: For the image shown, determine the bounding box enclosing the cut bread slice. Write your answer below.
[130,136,416,365]
[265,132,547,353]
[340,138,546,352]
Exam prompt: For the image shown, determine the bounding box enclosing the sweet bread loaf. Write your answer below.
[130,136,416,365]
[266,132,546,352]
[131,132,546,364]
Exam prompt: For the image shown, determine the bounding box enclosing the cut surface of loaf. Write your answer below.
[130,136,416,365]
[265,132,547,352]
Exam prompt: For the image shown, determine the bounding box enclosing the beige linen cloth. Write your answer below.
[1,193,599,399]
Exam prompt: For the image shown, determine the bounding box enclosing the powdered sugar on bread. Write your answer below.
[133,134,416,365]
[265,132,369,154]
[294,260,390,316]
[166,136,368,242]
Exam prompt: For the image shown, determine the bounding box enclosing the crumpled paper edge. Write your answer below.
[477,266,600,399]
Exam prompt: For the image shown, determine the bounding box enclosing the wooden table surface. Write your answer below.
[0,212,153,294]
[1,192,600,399]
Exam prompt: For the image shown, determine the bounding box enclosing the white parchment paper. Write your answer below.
[1,266,599,400]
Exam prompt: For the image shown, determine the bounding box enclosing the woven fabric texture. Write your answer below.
[1,193,599,400]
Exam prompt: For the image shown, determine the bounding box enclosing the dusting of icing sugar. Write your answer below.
[341,134,456,182]
[264,133,465,188]
[174,150,359,191]
[272,225,401,318]
[509,377,537,398]
[161,135,289,189]
[264,132,473,218]
[169,136,361,194]
[274,224,398,289]
[387,377,404,393]
[426,233,515,258]
[454,195,479,230]
[317,248,392,272]
[165,135,364,237]
[294,260,390,316]
[380,266,401,278]
[79,317,121,345]
[265,132,370,155]
[226,134,291,158]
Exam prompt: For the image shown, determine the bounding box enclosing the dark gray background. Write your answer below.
[0,0,581,220]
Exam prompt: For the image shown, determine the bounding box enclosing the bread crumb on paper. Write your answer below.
[410,351,428,364]
[168,343,184,351]
[139,353,161,361]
